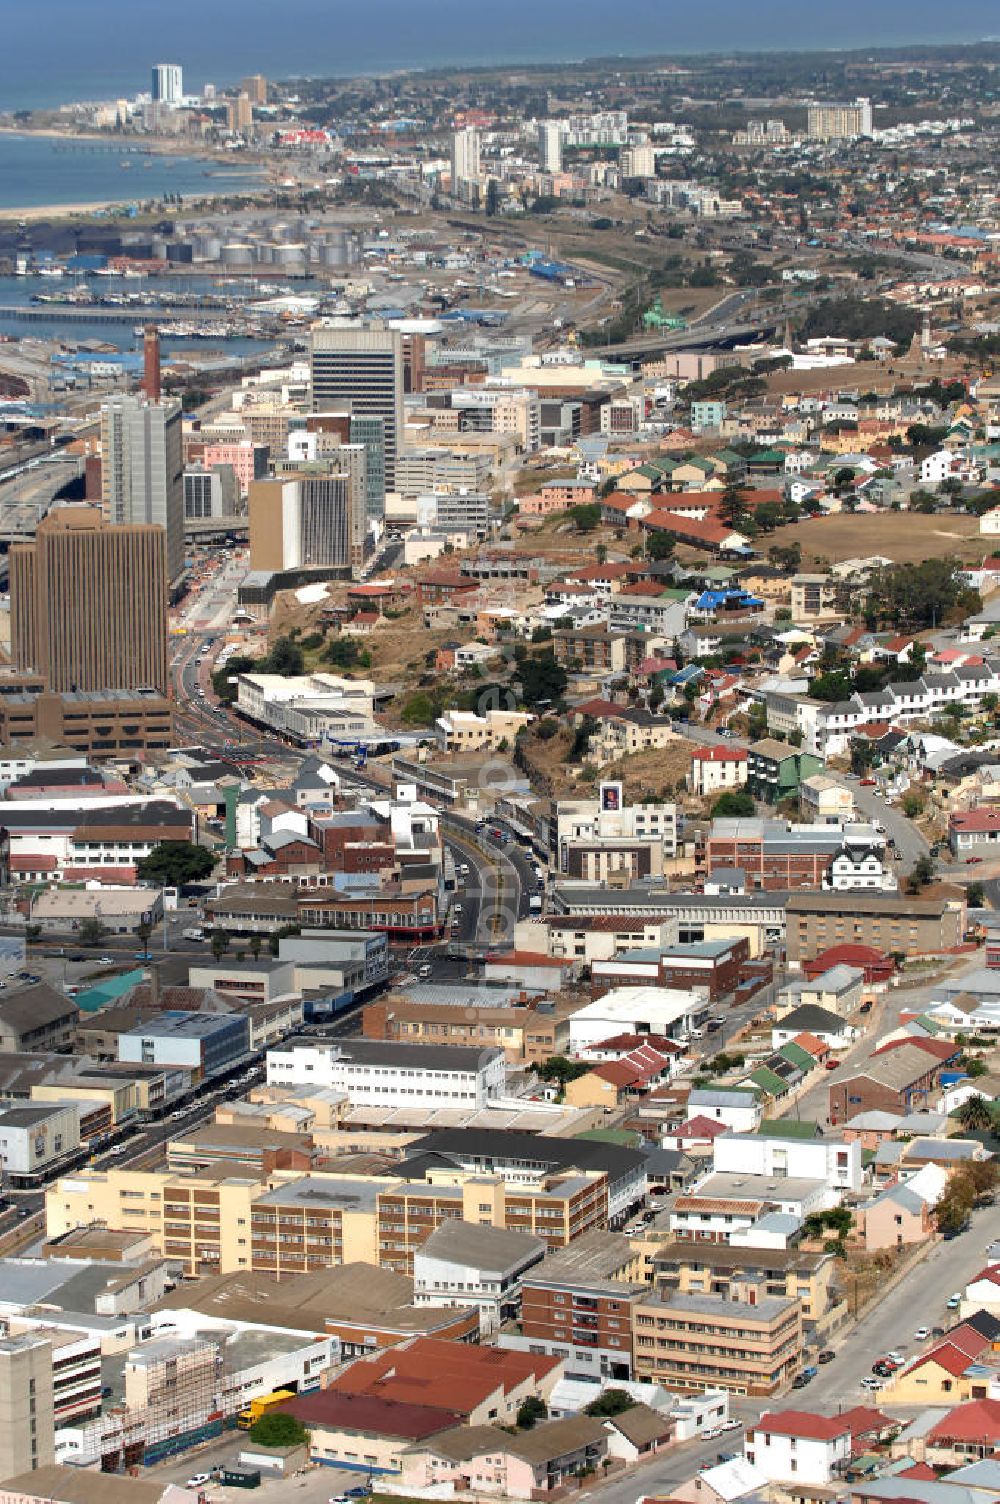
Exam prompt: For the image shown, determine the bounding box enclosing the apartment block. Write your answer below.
[785,893,965,962]
[651,1241,838,1324]
[632,1291,802,1396]
[510,1233,646,1384]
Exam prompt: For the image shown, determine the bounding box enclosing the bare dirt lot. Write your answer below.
[767,510,985,568]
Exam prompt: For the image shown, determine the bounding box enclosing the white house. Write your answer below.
[980,507,1000,536]
[265,1038,506,1108]
[919,448,956,486]
[959,1264,1000,1320]
[745,1410,852,1486]
[686,1087,762,1133]
[688,747,749,797]
[712,1130,863,1195]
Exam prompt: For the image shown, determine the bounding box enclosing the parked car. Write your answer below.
[818,1350,836,1364]
[914,1326,931,1340]
[947,1293,962,1309]
[824,1058,840,1070]
[98,955,115,965]
[186,1476,211,1490]
[859,777,877,786]
[861,1376,885,1391]
[791,1373,811,1389]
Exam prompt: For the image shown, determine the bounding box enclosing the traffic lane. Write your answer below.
[843,781,928,870]
[803,1206,1000,1410]
[589,1413,756,1504]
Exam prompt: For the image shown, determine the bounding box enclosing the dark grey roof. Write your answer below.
[408,1128,646,1181]
[0,985,78,1034]
[777,1003,848,1034]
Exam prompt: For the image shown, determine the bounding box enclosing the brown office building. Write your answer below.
[10,508,168,697]
[0,686,172,759]
[632,1290,802,1396]
[785,893,965,962]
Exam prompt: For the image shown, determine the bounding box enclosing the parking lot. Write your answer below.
[146,1432,375,1504]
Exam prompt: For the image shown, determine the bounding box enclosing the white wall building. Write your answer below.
[686,1088,762,1133]
[745,1411,852,1485]
[568,986,696,1055]
[0,1102,80,1180]
[266,1038,505,1107]
[712,1130,862,1195]
[413,1222,546,1334]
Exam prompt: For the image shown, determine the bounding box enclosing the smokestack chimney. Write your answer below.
[142,324,161,402]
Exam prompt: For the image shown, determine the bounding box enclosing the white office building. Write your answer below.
[538,121,564,173]
[450,126,481,203]
[266,1038,506,1108]
[151,64,183,104]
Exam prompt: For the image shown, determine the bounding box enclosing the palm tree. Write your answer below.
[956,1094,994,1135]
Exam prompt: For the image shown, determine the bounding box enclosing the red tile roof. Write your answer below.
[906,1342,978,1379]
[278,1390,461,1440]
[694,745,749,763]
[838,1405,896,1438]
[672,1115,727,1139]
[896,1464,939,1480]
[754,1410,851,1441]
[950,810,1000,833]
[928,1398,1000,1442]
[872,1036,958,1063]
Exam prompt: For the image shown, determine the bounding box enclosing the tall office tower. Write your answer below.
[450,126,481,203]
[806,96,873,140]
[0,1334,55,1475]
[310,322,404,490]
[240,74,268,105]
[142,323,161,402]
[226,94,253,134]
[538,120,564,174]
[10,508,168,695]
[349,413,386,523]
[151,63,183,103]
[248,472,364,573]
[100,393,184,589]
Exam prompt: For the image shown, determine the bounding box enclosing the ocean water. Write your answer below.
[0,134,262,211]
[1,0,997,112]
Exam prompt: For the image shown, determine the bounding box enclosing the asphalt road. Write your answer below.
[799,1205,1000,1410]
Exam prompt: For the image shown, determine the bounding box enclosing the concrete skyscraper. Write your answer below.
[450,126,481,203]
[10,507,168,696]
[0,1334,55,1476]
[248,472,365,573]
[310,322,404,491]
[151,63,183,103]
[349,413,386,523]
[100,393,184,590]
[538,120,564,174]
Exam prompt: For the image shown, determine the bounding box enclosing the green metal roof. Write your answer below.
[749,1066,789,1096]
[74,968,145,1014]
[778,1041,816,1071]
[754,1118,821,1139]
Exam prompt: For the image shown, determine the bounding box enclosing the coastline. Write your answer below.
[0,131,270,223]
[0,184,268,224]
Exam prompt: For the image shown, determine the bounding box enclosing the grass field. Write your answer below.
[767,510,985,568]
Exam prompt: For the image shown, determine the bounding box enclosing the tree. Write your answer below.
[908,853,936,893]
[248,933,263,961]
[711,791,755,818]
[584,1390,637,1418]
[567,503,601,533]
[956,1094,994,1134]
[536,1056,590,1086]
[79,917,107,946]
[137,841,215,887]
[248,1411,309,1447]
[967,882,985,909]
[517,1396,548,1430]
[516,649,567,709]
[265,636,304,676]
[647,530,674,561]
[137,919,153,949]
[210,929,230,962]
[485,178,500,216]
[718,488,748,529]
[596,543,608,565]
